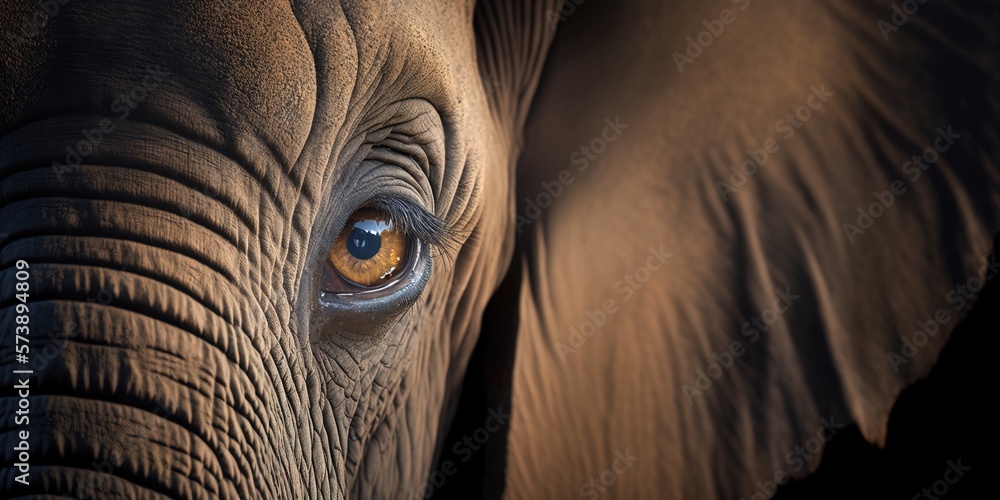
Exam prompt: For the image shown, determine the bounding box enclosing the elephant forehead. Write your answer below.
[4,1,317,169]
[300,1,487,211]
[5,0,483,197]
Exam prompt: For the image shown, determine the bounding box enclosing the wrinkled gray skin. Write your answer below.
[1,0,998,498]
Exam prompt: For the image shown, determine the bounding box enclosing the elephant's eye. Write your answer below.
[324,208,410,290]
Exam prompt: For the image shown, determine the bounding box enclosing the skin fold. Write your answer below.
[0,0,997,498]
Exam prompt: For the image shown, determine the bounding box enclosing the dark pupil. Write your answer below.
[347,225,381,259]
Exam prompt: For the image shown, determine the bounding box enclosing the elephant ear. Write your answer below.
[502,0,1000,498]
[467,0,567,132]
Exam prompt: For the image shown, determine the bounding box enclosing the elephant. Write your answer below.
[1,0,998,498]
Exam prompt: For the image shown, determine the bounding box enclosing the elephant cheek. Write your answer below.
[0,144,341,498]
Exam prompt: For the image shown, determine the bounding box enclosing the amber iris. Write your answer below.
[328,208,408,287]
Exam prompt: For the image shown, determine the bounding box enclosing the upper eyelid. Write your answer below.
[355,99,447,197]
[356,146,437,212]
[366,143,428,168]
[363,197,458,254]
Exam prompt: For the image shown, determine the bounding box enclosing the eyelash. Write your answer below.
[363,197,458,259]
